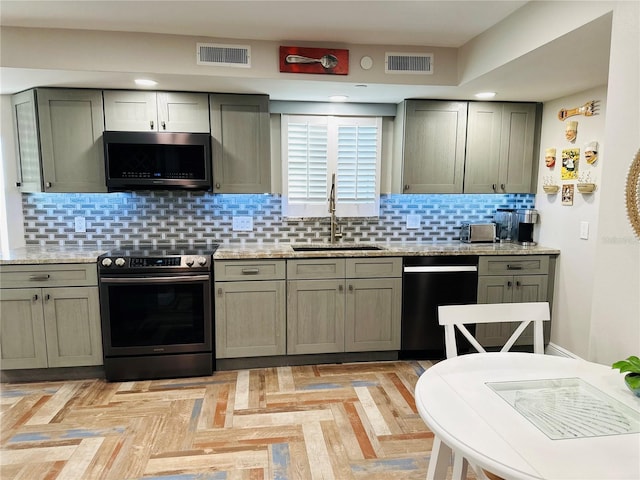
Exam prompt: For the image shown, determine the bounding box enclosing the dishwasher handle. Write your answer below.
[403,265,478,273]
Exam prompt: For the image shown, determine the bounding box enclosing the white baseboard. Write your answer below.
[545,342,582,359]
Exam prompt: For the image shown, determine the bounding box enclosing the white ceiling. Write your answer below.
[0,1,612,102]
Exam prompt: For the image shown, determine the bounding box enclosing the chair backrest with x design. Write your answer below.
[437,302,551,358]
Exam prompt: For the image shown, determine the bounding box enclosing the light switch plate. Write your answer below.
[406,214,421,229]
[232,216,253,231]
[580,221,589,240]
[74,216,86,233]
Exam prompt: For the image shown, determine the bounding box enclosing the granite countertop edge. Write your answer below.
[0,242,561,265]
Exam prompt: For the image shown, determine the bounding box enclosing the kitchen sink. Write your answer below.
[291,244,384,251]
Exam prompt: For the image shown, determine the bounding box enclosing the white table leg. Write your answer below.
[452,452,469,480]
[427,435,452,480]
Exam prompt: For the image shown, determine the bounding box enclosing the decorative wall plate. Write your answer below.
[626,149,640,239]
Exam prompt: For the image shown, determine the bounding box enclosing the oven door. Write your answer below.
[99,274,212,357]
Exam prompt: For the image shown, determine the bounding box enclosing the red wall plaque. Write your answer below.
[279,46,349,75]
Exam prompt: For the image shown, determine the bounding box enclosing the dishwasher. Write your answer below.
[400,255,479,359]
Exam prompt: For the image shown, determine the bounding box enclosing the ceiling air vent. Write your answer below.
[197,43,251,68]
[385,52,433,74]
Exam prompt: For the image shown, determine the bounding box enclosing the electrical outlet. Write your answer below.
[406,214,421,229]
[232,216,254,231]
[74,216,86,233]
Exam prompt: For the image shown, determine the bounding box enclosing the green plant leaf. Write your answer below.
[612,356,640,374]
[625,373,640,390]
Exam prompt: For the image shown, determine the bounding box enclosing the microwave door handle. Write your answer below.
[101,275,210,284]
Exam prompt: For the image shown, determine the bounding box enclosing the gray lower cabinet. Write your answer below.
[209,94,271,193]
[0,264,103,369]
[287,257,402,354]
[476,255,550,347]
[103,90,210,132]
[11,88,106,193]
[464,102,538,193]
[214,260,286,358]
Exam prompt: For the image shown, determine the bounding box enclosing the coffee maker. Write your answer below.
[515,209,539,245]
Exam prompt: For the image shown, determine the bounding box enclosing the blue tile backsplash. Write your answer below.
[22,192,534,247]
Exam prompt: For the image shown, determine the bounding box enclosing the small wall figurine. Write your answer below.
[545,148,556,168]
[565,121,578,143]
[584,141,599,164]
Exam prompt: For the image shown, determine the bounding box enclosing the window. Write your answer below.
[282,115,382,217]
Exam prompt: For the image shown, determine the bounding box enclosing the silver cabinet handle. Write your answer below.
[217,288,223,296]
[506,264,523,270]
[338,284,344,292]
[45,294,50,301]
[492,183,497,192]
[161,121,166,130]
[29,274,50,281]
[45,182,52,189]
[32,294,39,301]
[241,268,260,275]
[507,280,513,288]
[404,184,410,191]
[150,120,154,130]
[348,284,354,292]
[500,183,506,190]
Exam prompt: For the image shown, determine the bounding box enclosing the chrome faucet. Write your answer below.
[328,173,342,243]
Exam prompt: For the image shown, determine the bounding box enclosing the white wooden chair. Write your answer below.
[424,302,551,480]
[438,301,551,359]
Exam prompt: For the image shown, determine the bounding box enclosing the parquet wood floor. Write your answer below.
[0,360,459,480]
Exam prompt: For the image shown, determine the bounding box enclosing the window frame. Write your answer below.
[281,114,382,218]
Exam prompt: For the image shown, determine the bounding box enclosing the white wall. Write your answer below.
[589,1,640,365]
[537,1,639,364]
[536,86,606,358]
[0,95,25,251]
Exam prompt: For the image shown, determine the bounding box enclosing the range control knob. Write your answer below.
[196,256,208,266]
[114,257,126,267]
[101,257,113,267]
[185,257,195,267]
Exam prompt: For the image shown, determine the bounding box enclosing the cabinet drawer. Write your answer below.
[214,260,285,281]
[287,259,346,280]
[479,256,549,276]
[346,257,402,278]
[0,264,98,288]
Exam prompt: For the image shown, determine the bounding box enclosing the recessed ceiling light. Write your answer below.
[475,91,496,99]
[135,79,158,87]
[329,95,349,102]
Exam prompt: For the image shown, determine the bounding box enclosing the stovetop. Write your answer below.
[102,241,219,258]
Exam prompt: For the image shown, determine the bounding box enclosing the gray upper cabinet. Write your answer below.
[103,91,210,132]
[210,94,271,193]
[399,100,468,193]
[11,88,106,193]
[464,102,538,193]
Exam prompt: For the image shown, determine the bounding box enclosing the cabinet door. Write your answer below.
[11,90,43,192]
[498,103,537,193]
[215,280,285,358]
[210,94,271,193]
[157,92,210,133]
[0,288,48,369]
[345,278,401,352]
[43,287,103,368]
[37,89,106,192]
[464,102,502,193]
[402,100,467,193]
[476,275,513,347]
[103,90,157,131]
[287,279,345,354]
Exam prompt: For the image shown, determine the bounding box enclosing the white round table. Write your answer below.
[415,352,640,480]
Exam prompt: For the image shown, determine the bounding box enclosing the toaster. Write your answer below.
[460,223,496,243]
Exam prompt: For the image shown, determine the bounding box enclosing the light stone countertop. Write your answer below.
[0,242,560,265]
[213,242,560,260]
[0,246,108,265]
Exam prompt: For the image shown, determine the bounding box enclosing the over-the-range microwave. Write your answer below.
[103,131,212,191]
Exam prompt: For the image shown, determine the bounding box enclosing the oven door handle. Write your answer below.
[100,275,211,284]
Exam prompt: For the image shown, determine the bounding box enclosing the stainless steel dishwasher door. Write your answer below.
[400,256,478,359]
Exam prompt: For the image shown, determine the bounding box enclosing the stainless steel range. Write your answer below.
[97,242,218,381]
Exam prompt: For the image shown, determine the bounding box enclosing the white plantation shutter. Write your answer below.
[282,115,381,218]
